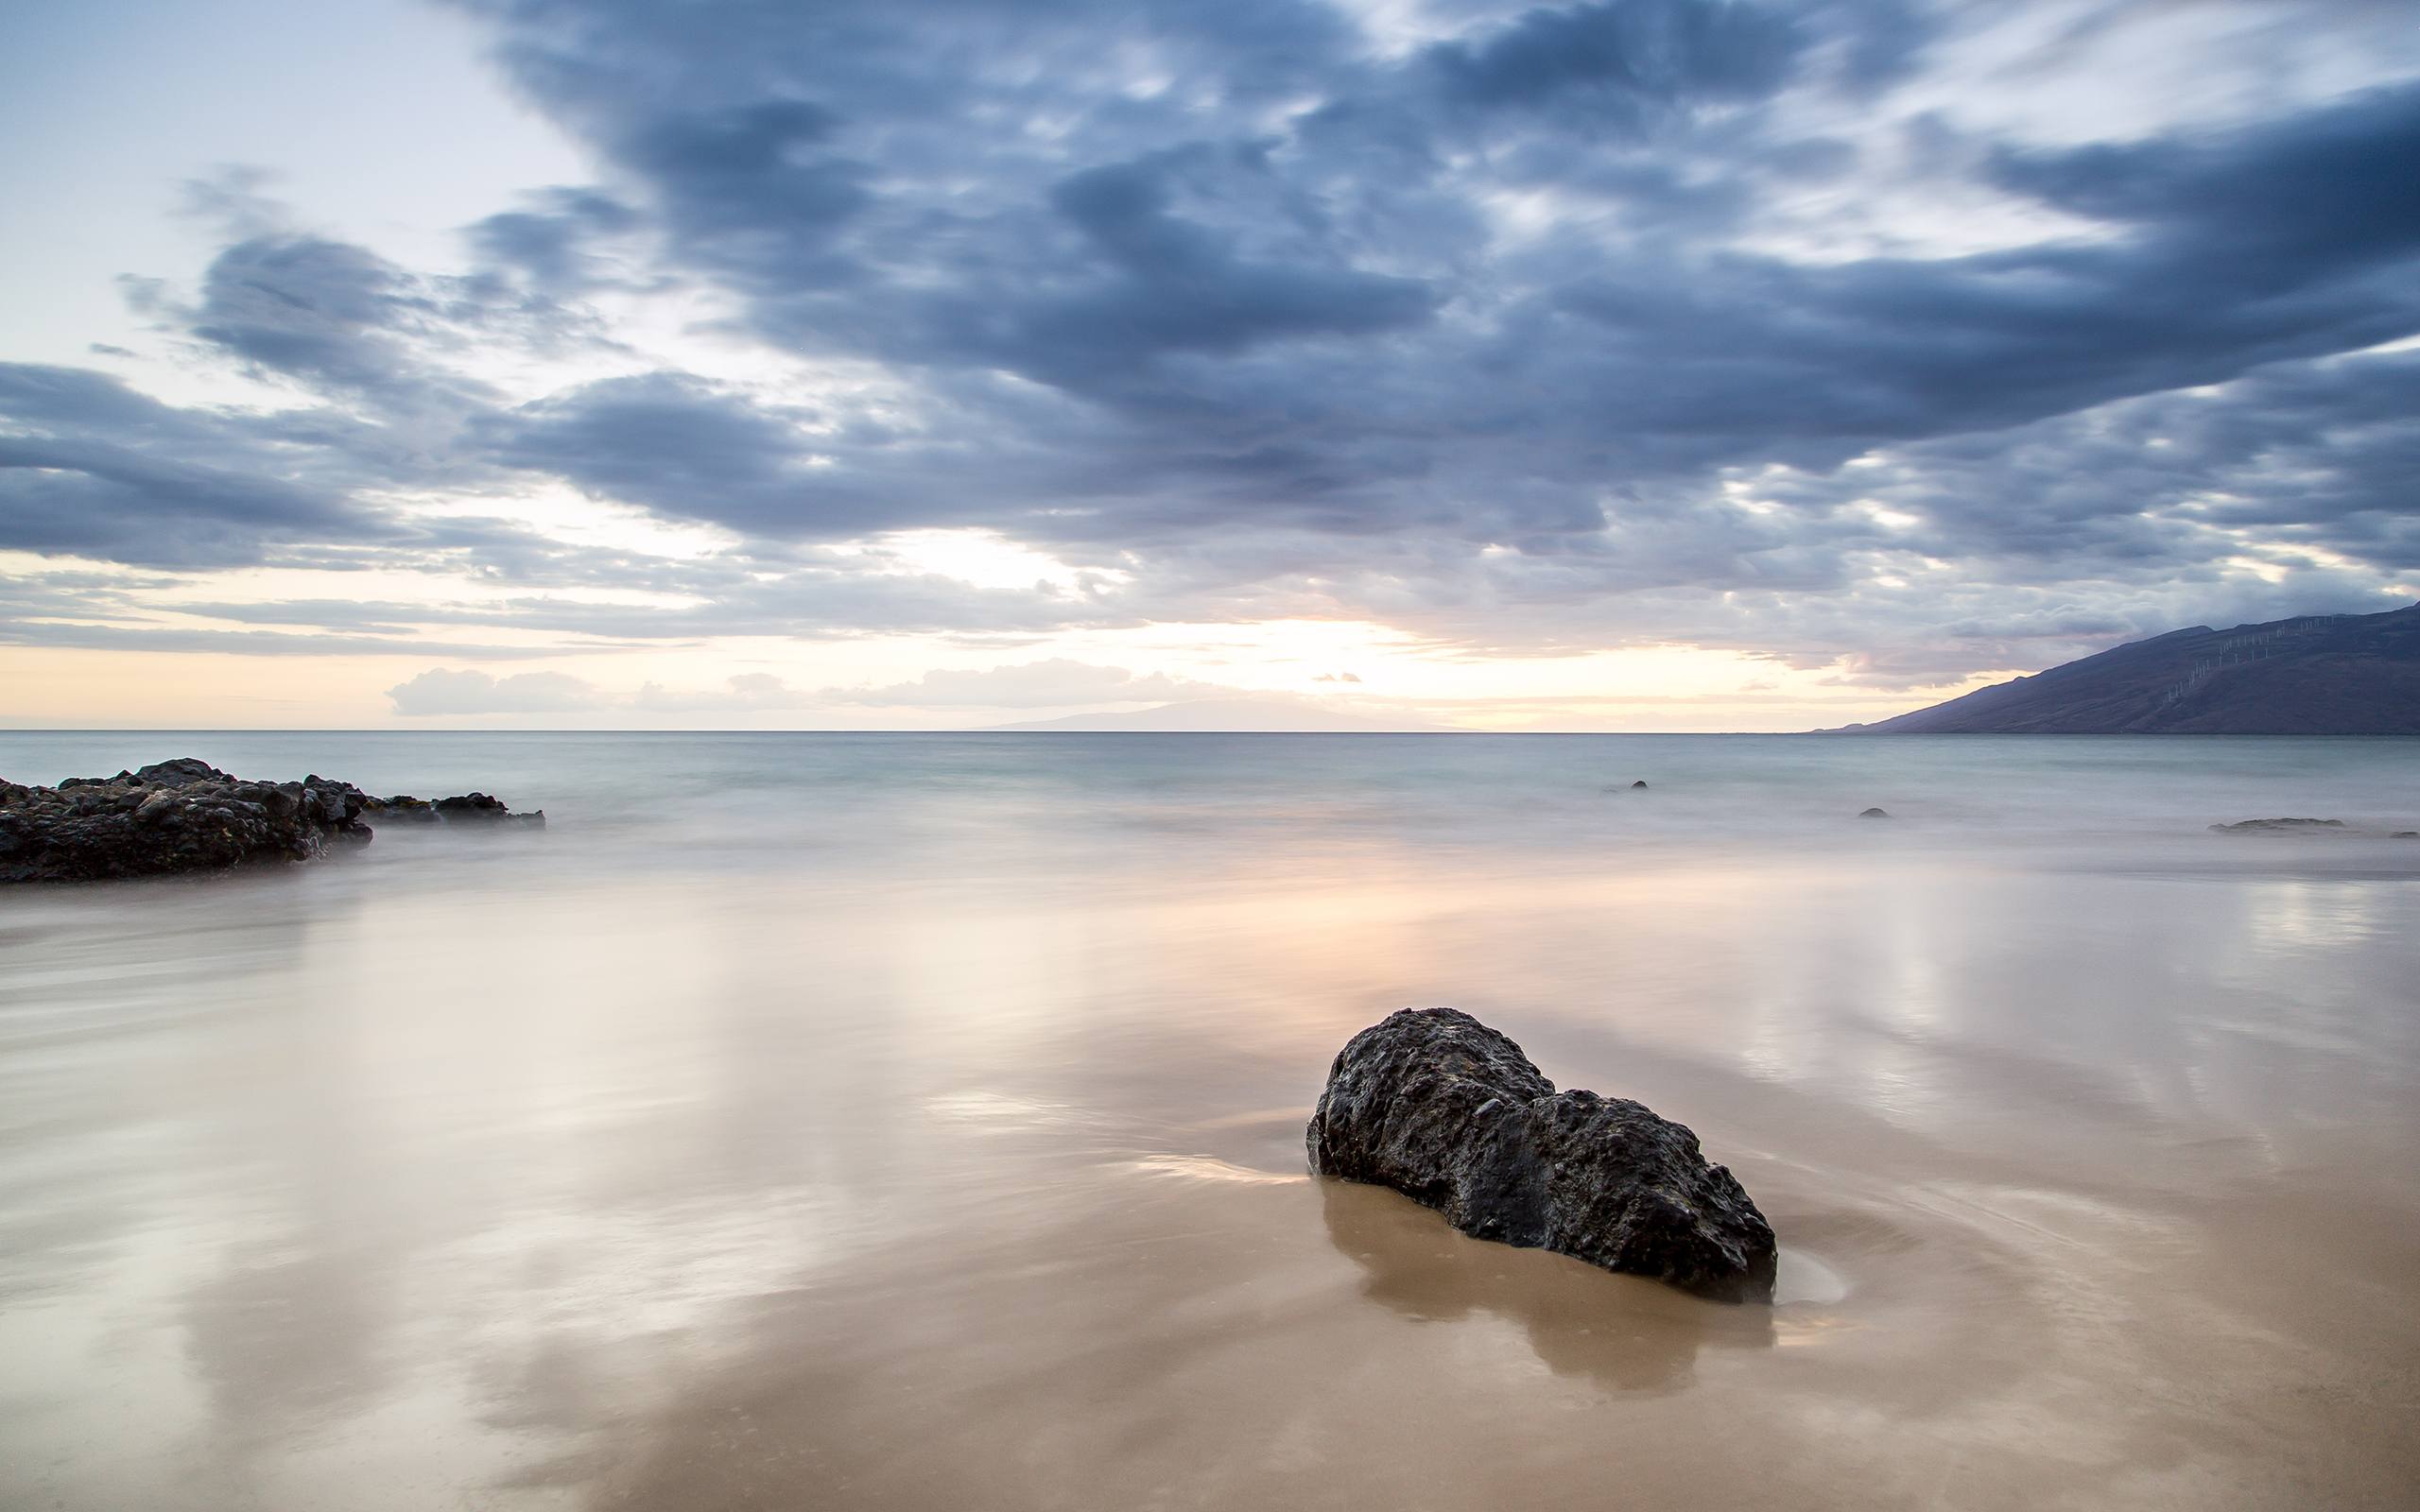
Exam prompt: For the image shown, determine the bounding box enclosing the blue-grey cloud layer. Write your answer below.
[5,0,2417,681]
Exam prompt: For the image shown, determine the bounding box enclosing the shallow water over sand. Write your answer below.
[2,733,2416,1509]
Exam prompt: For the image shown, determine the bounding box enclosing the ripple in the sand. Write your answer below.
[1129,1152,1309,1185]
[923,1091,1105,1132]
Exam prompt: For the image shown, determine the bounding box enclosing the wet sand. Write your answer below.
[2,735,2416,1509]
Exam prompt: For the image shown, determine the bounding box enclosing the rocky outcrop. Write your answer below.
[1,758,542,883]
[1859,807,1891,818]
[1306,1007,1777,1302]
[2207,817,2420,838]
[2208,817,2347,833]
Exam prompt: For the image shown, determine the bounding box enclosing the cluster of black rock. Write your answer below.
[2209,817,2419,837]
[0,758,542,884]
[1619,782,2420,833]
[1308,1006,1779,1303]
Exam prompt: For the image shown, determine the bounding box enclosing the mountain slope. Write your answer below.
[1846,603,2420,733]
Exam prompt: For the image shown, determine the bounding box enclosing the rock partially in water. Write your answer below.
[0,758,542,884]
[1306,1006,1777,1302]
[431,793,539,825]
[1859,806,1891,818]
[2208,817,2348,834]
[130,757,224,788]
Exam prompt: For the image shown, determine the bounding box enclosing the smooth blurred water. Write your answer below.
[7,730,2417,870]
[1,733,2415,1510]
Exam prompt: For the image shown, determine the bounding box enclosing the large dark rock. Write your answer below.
[1306,1007,1777,1302]
[0,758,542,884]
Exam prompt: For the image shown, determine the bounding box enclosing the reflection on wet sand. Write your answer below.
[1319,1177,1773,1394]
[2,730,2417,1510]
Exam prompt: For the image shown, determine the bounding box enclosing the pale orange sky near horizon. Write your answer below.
[0,627,2010,731]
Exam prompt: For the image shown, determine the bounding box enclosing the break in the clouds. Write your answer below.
[4,0,2419,725]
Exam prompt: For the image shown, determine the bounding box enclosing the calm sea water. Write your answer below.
[2,733,2415,1510]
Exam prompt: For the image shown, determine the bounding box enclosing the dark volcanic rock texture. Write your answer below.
[1,758,541,883]
[1306,1007,1777,1301]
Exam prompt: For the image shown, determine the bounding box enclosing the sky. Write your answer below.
[2,0,2417,731]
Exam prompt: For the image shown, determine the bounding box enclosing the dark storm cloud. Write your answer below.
[1533,81,2420,459]
[0,364,394,567]
[1013,151,1442,382]
[437,0,2420,541]
[187,235,430,390]
[469,187,639,292]
[166,180,613,414]
[1857,347,2420,575]
[1986,79,2420,281]
[614,100,872,290]
[476,372,838,526]
[0,434,356,566]
[9,0,2419,680]
[1424,0,1805,120]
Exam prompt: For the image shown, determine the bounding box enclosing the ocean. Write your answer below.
[2,732,2415,1509]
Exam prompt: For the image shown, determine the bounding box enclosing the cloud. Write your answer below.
[631,672,811,712]
[468,187,639,293]
[8,0,2420,689]
[476,372,854,531]
[187,235,433,391]
[827,659,1220,709]
[0,364,399,568]
[1424,0,1806,123]
[440,0,2420,578]
[388,668,606,715]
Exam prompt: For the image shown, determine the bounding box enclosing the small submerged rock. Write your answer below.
[1631,780,1649,789]
[0,758,542,884]
[1306,1006,1777,1302]
[1858,806,1891,819]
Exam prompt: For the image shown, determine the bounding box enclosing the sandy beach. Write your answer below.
[2,733,2414,1509]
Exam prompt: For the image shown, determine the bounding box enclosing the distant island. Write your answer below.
[1841,603,2420,734]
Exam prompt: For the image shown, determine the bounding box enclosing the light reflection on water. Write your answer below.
[1,732,2415,1510]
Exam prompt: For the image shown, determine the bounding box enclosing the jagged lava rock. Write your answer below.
[1,758,541,883]
[1306,1007,1777,1302]
[0,759,371,883]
